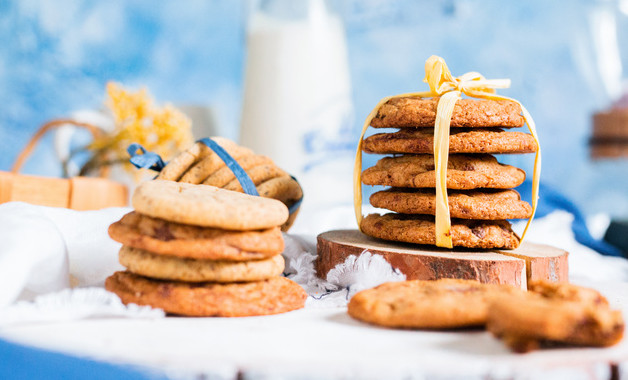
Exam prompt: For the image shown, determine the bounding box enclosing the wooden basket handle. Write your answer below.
[11,119,108,177]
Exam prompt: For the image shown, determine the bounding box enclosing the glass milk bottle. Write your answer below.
[240,0,354,209]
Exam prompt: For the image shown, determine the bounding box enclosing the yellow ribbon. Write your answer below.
[354,55,541,248]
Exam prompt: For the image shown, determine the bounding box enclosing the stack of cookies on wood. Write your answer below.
[156,137,303,231]
[106,179,307,317]
[360,97,538,249]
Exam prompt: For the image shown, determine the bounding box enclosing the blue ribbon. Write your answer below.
[196,138,259,196]
[127,140,304,214]
[127,144,166,172]
[517,180,622,257]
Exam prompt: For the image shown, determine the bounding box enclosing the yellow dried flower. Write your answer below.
[88,82,194,173]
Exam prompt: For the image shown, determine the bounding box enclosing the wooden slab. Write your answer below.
[316,230,569,289]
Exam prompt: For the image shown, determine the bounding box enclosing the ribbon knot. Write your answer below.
[423,55,511,97]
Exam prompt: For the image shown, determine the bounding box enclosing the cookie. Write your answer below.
[370,189,532,220]
[109,212,283,261]
[118,246,285,283]
[348,279,520,329]
[362,154,526,190]
[361,213,520,249]
[157,138,235,181]
[180,143,254,184]
[132,180,288,230]
[487,281,624,352]
[363,128,537,155]
[223,164,288,192]
[370,97,525,129]
[105,271,307,317]
[203,155,274,187]
[257,176,304,231]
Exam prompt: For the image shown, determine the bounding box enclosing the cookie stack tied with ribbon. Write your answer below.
[106,180,307,317]
[155,137,303,231]
[355,56,541,250]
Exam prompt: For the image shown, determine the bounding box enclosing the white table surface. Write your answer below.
[2,280,628,380]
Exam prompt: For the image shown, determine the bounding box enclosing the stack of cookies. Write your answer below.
[106,179,307,317]
[156,137,303,231]
[360,97,538,249]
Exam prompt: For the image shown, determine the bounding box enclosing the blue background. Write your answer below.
[2,0,628,216]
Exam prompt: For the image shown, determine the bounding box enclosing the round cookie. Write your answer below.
[180,142,254,184]
[118,246,285,283]
[369,189,532,220]
[363,128,537,155]
[132,180,288,230]
[487,281,625,352]
[203,155,274,187]
[347,279,520,329]
[105,271,307,317]
[157,137,236,181]
[360,213,520,249]
[257,176,303,231]
[109,212,283,261]
[362,154,526,190]
[370,97,525,129]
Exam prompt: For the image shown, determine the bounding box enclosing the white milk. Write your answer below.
[240,0,354,206]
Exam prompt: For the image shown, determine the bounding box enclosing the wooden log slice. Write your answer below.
[316,230,569,290]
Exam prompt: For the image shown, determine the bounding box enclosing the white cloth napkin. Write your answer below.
[0,202,129,307]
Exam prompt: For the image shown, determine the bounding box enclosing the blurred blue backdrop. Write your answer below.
[1,0,627,216]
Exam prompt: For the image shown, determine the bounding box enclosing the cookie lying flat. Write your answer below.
[370,189,532,220]
[109,212,283,261]
[348,279,520,329]
[487,281,624,352]
[119,246,284,282]
[132,180,288,230]
[361,213,520,249]
[362,154,526,190]
[371,97,525,129]
[363,129,537,155]
[106,271,307,317]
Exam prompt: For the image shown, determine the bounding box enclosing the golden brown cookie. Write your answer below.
[109,212,283,260]
[487,281,625,352]
[132,180,288,230]
[157,138,235,181]
[179,143,254,184]
[362,154,526,190]
[105,271,307,317]
[371,97,525,129]
[370,189,532,220]
[363,129,537,155]
[361,213,520,249]
[118,246,285,283]
[202,155,274,187]
[348,279,520,329]
[223,164,288,192]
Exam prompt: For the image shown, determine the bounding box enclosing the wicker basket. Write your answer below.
[0,119,128,210]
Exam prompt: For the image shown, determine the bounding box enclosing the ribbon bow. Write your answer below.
[354,55,541,248]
